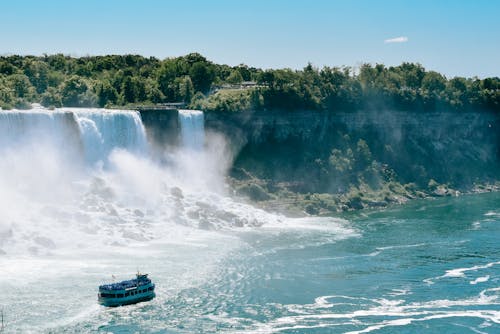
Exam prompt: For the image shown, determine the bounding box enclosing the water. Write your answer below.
[72,108,148,165]
[0,107,499,333]
[178,109,204,151]
[0,107,148,166]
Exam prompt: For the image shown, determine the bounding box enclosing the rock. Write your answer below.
[90,177,115,199]
[238,183,271,201]
[234,217,247,227]
[107,205,119,217]
[434,186,451,197]
[122,231,148,241]
[186,210,200,219]
[34,236,56,249]
[214,210,237,222]
[250,218,263,227]
[346,196,364,210]
[305,204,319,215]
[134,209,145,217]
[366,201,387,208]
[171,187,184,199]
[198,220,215,230]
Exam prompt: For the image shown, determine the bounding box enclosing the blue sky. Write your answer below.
[1,0,499,78]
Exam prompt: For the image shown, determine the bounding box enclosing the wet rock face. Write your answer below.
[208,110,499,188]
[206,109,500,212]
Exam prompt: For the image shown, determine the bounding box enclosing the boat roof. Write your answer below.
[99,275,151,291]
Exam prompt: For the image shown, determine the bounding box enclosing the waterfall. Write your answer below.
[178,109,205,150]
[70,108,148,165]
[0,107,148,166]
[0,109,81,155]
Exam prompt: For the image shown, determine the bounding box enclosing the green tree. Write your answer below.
[0,83,15,109]
[61,76,92,107]
[9,74,34,99]
[236,64,252,81]
[226,69,243,84]
[176,76,194,102]
[24,60,50,94]
[422,71,446,92]
[189,62,215,93]
[0,61,16,75]
[97,81,118,107]
[41,87,62,108]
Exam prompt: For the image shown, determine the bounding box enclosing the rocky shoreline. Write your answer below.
[230,174,500,215]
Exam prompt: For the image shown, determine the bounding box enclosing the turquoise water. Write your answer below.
[2,108,497,333]
[4,192,496,333]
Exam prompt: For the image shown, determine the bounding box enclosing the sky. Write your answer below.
[0,0,499,78]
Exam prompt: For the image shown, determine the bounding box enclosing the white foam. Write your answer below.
[444,262,500,278]
[471,275,491,285]
[376,243,427,251]
[231,288,500,334]
[484,211,499,217]
[424,261,500,284]
[313,295,335,308]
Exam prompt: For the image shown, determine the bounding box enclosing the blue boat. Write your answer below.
[98,273,155,307]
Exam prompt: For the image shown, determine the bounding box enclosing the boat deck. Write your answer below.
[99,277,151,291]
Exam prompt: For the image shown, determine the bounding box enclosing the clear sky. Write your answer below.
[1,0,499,78]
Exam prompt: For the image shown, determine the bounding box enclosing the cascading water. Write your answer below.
[178,109,205,150]
[0,109,81,155]
[0,107,148,166]
[71,108,149,165]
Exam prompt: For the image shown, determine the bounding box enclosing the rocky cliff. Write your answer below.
[206,109,500,213]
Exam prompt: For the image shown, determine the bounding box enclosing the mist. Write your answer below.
[0,106,325,259]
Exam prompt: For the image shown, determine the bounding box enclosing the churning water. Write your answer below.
[0,107,498,333]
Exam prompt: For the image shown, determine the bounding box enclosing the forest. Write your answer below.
[0,53,498,113]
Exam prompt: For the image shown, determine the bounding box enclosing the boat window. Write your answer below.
[100,293,115,298]
[117,294,124,298]
[125,292,130,297]
[148,287,153,291]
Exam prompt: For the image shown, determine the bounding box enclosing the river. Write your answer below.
[0,108,498,333]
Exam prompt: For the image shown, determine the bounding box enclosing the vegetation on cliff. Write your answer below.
[0,53,498,113]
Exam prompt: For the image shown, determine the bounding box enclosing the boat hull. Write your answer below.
[99,292,156,307]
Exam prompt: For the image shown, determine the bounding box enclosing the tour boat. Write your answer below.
[98,273,155,307]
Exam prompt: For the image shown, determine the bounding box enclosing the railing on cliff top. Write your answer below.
[136,102,186,111]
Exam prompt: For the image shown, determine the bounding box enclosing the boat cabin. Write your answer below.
[98,273,155,307]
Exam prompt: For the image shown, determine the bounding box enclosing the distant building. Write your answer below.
[241,81,257,88]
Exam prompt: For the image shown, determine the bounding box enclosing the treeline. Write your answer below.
[0,53,498,112]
